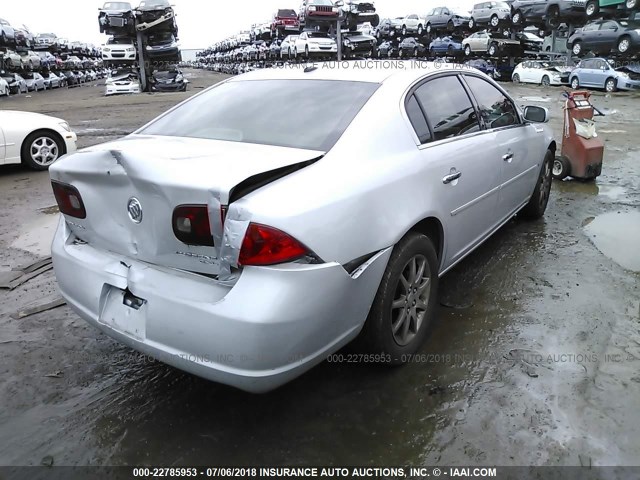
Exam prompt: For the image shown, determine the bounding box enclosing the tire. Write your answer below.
[402,25,407,36]
[546,7,560,28]
[572,41,582,56]
[464,44,472,56]
[469,18,475,29]
[488,43,498,56]
[1,32,6,45]
[617,35,631,53]
[552,156,571,180]
[513,73,520,83]
[305,45,310,59]
[605,77,617,92]
[418,25,423,35]
[429,47,435,57]
[21,130,64,171]
[448,45,454,56]
[357,232,439,363]
[570,76,579,89]
[626,0,637,8]
[512,10,522,25]
[521,150,553,219]
[490,15,500,28]
[542,75,551,86]
[586,0,599,17]
[426,23,432,34]
[413,47,418,57]
[447,20,454,32]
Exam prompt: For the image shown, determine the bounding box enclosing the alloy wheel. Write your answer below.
[539,158,552,209]
[30,136,59,166]
[391,254,431,347]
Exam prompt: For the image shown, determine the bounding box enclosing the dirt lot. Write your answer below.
[0,69,639,468]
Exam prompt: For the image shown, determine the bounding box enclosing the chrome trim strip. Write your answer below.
[451,185,500,217]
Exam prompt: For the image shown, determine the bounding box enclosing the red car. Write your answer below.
[272,9,300,36]
[300,0,339,26]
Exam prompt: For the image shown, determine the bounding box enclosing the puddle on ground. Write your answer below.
[584,210,640,272]
[597,185,628,201]
[11,214,59,256]
[39,205,60,215]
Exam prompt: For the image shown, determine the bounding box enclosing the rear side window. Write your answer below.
[140,79,379,151]
[464,75,519,129]
[414,75,481,141]
[406,95,431,143]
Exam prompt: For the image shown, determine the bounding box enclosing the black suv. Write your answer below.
[511,0,587,29]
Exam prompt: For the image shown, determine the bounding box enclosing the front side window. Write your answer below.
[140,80,379,151]
[414,75,481,141]
[464,75,519,129]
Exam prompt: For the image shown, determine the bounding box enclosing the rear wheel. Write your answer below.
[464,44,472,56]
[521,150,553,219]
[358,233,439,363]
[617,35,631,53]
[542,75,551,86]
[490,15,500,27]
[469,18,476,29]
[605,77,617,92]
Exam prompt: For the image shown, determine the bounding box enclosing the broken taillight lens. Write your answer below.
[51,181,86,219]
[238,223,309,266]
[172,205,214,247]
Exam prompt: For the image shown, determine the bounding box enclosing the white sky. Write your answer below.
[0,0,475,50]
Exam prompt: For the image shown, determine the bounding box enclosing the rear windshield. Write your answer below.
[278,9,297,17]
[139,79,378,151]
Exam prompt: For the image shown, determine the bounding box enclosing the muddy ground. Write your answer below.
[0,69,638,469]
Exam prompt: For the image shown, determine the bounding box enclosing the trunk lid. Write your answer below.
[50,135,323,275]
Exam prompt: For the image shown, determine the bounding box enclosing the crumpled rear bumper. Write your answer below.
[52,218,390,392]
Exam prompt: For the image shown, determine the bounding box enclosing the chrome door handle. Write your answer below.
[503,153,514,162]
[442,171,462,184]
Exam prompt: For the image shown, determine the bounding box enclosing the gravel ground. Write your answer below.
[0,68,638,469]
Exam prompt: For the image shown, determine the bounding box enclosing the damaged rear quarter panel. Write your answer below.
[232,79,450,269]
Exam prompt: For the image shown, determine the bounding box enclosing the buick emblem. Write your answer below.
[127,197,143,224]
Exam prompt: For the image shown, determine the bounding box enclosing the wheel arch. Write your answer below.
[548,140,557,154]
[20,128,67,162]
[405,216,445,268]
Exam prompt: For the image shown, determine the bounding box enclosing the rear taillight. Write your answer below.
[172,205,214,247]
[238,223,309,267]
[51,181,86,219]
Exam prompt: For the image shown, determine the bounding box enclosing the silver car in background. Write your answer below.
[50,62,555,393]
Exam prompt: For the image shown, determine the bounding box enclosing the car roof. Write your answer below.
[229,60,472,85]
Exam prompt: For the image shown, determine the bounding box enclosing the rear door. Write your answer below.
[407,74,502,265]
[463,74,543,223]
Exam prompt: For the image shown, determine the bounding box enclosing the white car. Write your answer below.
[102,42,137,62]
[0,111,77,170]
[105,69,141,96]
[280,35,299,58]
[401,14,425,35]
[293,31,337,58]
[512,60,564,86]
[0,77,9,97]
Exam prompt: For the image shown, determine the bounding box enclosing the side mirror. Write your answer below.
[523,105,549,123]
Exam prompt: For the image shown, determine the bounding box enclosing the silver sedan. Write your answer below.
[49,62,555,392]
